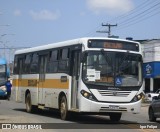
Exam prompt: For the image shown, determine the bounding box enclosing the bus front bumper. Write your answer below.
[79,97,141,114]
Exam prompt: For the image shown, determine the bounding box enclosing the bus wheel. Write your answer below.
[110,113,121,122]
[149,108,156,122]
[26,93,32,113]
[60,96,69,120]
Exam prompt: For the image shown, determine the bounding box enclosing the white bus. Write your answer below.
[11,37,144,121]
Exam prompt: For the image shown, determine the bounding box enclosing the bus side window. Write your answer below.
[13,56,18,74]
[30,53,39,74]
[58,48,70,73]
[24,54,32,74]
[16,56,25,75]
[47,50,58,73]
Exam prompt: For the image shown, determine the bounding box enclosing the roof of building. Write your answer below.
[134,39,160,44]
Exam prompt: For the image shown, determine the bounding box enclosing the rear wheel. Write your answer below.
[60,96,70,120]
[110,113,122,122]
[26,93,32,113]
[149,108,156,122]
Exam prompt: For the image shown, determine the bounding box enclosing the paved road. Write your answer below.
[0,100,159,132]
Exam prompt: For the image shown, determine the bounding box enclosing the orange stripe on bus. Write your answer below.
[12,79,69,89]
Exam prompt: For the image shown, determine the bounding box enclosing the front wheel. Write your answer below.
[60,96,70,120]
[110,113,122,122]
[149,108,156,122]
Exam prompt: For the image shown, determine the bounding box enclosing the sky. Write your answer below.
[0,0,160,61]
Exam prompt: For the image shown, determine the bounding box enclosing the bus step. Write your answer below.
[38,105,45,109]
[71,108,79,112]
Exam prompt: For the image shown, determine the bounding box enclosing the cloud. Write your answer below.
[13,9,22,16]
[30,10,60,21]
[87,0,134,15]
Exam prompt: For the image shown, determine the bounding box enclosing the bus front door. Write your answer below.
[38,55,47,106]
[71,50,81,109]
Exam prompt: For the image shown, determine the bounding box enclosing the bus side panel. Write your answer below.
[43,74,70,109]
[12,74,39,105]
[11,75,21,102]
[44,88,58,108]
[11,75,19,101]
[44,89,69,109]
[21,74,39,106]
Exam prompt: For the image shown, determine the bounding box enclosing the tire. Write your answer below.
[110,113,122,122]
[149,108,156,122]
[60,96,70,120]
[26,93,32,113]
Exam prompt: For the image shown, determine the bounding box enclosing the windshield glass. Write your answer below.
[82,51,142,87]
[0,65,6,84]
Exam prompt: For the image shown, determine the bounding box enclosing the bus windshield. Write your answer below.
[0,65,6,84]
[82,51,142,87]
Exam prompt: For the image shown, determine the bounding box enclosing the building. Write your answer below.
[141,39,160,93]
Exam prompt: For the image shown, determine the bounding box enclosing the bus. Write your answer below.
[0,58,10,98]
[11,37,144,121]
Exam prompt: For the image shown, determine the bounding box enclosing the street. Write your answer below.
[0,99,159,132]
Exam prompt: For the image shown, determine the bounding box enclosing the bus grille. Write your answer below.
[98,90,131,97]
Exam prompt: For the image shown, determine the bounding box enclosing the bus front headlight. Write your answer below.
[131,92,144,102]
[80,90,97,101]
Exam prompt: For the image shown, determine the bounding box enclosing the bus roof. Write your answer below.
[15,37,140,55]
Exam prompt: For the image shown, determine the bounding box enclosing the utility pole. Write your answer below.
[97,23,117,37]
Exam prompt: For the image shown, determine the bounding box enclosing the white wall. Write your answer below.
[143,40,160,63]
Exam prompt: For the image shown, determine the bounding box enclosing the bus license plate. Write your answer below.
[109,105,119,110]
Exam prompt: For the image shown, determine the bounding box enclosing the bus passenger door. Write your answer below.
[38,55,47,105]
[71,50,81,109]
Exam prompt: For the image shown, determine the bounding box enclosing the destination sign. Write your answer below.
[88,40,139,51]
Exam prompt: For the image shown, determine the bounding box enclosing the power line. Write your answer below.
[109,0,153,23]
[83,0,160,38]
[114,10,160,31]
[111,1,160,31]
[94,0,158,34]
[118,2,160,26]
